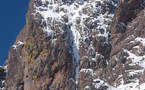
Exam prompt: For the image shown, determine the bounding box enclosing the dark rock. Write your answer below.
[0,67,4,77]
[98,85,108,90]
[0,66,6,89]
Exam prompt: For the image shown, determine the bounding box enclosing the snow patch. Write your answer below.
[79,69,93,76]
[84,85,90,89]
[123,49,145,68]
[140,83,145,89]
[135,37,145,46]
[12,41,24,50]
[3,65,7,73]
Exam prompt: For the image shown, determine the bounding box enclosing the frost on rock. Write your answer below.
[84,85,90,90]
[32,0,139,90]
[79,69,93,76]
[3,65,7,73]
[12,41,24,50]
[108,36,145,90]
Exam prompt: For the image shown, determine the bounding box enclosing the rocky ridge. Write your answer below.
[4,0,145,90]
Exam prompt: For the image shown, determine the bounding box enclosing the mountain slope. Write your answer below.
[4,0,145,90]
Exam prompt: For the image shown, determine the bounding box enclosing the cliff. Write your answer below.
[4,0,145,90]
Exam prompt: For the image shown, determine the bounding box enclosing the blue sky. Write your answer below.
[0,0,30,66]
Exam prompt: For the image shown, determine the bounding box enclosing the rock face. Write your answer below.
[106,0,145,89]
[4,0,145,90]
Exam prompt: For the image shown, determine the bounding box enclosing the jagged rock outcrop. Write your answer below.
[5,0,117,89]
[4,0,145,90]
[6,0,75,90]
